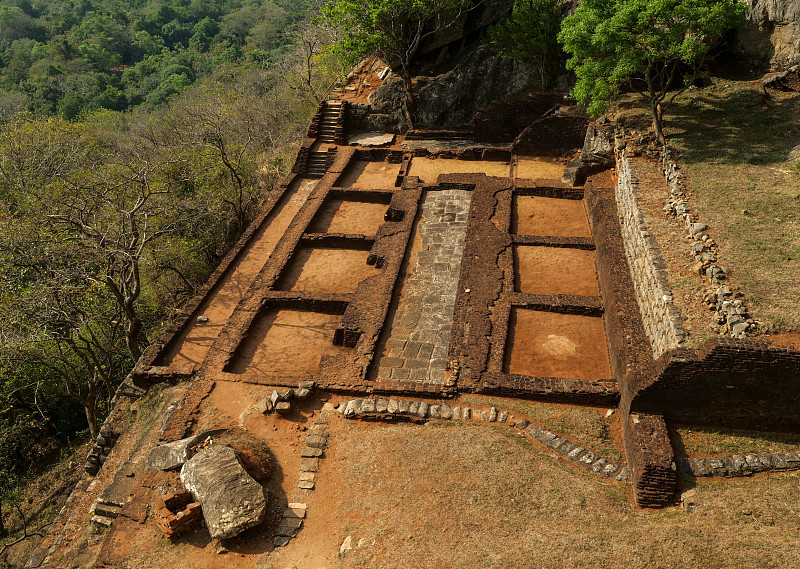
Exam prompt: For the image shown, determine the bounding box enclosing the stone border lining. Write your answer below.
[615,143,687,358]
[273,406,332,547]
[338,398,629,483]
[659,145,753,339]
[675,452,800,477]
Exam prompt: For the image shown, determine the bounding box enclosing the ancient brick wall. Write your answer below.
[622,411,676,508]
[630,339,800,431]
[614,148,687,359]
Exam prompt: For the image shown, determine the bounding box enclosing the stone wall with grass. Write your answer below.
[615,146,687,359]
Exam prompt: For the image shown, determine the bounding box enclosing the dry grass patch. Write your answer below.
[461,394,622,463]
[336,422,800,569]
[671,425,800,457]
[612,79,800,333]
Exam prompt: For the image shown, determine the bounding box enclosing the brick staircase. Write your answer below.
[318,100,343,143]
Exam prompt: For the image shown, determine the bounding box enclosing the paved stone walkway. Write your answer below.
[375,189,471,383]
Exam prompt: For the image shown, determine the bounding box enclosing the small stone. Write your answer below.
[462,407,471,420]
[480,410,489,421]
[300,458,320,472]
[429,405,441,419]
[361,399,376,413]
[274,536,290,547]
[488,407,498,422]
[287,502,307,514]
[282,389,295,401]
[344,399,360,418]
[579,452,596,465]
[398,400,410,414]
[452,406,462,420]
[742,509,752,515]
[605,409,614,418]
[275,402,291,414]
[281,517,304,530]
[615,468,629,482]
[339,536,353,557]
[306,435,327,449]
[375,398,388,413]
[440,403,453,420]
[295,388,311,399]
[301,447,323,458]
[497,410,509,423]
[417,402,429,418]
[514,419,530,430]
[409,401,419,415]
[275,524,300,537]
[298,480,315,490]
[602,463,618,477]
[299,472,316,482]
[387,399,399,414]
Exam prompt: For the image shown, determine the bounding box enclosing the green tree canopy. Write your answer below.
[485,0,563,86]
[321,0,473,125]
[558,0,747,143]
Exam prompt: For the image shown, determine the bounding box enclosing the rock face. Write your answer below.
[580,123,615,168]
[180,445,267,539]
[351,47,542,133]
[738,0,800,70]
[147,435,204,471]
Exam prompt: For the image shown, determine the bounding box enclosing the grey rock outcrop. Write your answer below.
[738,0,800,70]
[147,435,204,471]
[351,47,542,133]
[180,445,267,539]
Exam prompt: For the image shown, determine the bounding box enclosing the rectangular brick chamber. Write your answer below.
[307,191,391,236]
[223,303,352,378]
[503,308,612,381]
[273,244,381,294]
[511,194,592,237]
[513,245,600,297]
[335,160,403,189]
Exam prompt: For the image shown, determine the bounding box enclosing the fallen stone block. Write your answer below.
[146,435,204,471]
[180,445,267,540]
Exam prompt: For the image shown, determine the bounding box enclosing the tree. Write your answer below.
[558,0,747,144]
[485,0,563,86]
[321,0,473,125]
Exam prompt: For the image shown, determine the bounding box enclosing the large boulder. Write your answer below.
[580,123,615,168]
[147,435,204,471]
[737,0,800,70]
[353,46,543,133]
[180,445,267,539]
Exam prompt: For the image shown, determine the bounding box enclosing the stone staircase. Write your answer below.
[305,151,329,178]
[318,100,343,143]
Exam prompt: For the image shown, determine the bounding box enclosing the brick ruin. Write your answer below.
[28,65,800,569]
[112,88,800,511]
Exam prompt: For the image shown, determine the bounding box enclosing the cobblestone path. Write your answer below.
[374,189,471,383]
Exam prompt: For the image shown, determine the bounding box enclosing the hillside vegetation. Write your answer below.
[0,0,315,116]
[0,3,340,547]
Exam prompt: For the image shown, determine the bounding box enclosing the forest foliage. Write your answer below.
[0,0,341,542]
[0,0,318,117]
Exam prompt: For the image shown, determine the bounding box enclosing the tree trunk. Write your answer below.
[0,501,6,537]
[83,401,99,440]
[650,98,666,145]
[124,318,143,362]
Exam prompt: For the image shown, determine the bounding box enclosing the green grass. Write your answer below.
[612,79,800,332]
[671,425,800,456]
[460,394,622,463]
